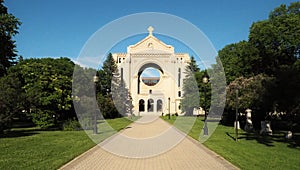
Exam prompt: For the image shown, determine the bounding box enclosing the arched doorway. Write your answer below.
[157,99,163,112]
[139,99,145,112]
[147,99,154,112]
[137,63,164,94]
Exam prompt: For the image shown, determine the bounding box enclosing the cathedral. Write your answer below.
[112,26,190,116]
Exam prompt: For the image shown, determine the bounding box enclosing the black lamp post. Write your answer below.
[93,75,99,134]
[202,73,209,136]
[168,97,171,119]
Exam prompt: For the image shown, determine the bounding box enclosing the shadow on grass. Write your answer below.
[226,131,275,147]
[226,130,300,148]
[226,132,237,141]
[241,132,275,147]
[286,133,300,148]
[0,129,40,138]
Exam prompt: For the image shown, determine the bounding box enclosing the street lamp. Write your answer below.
[168,97,171,119]
[202,73,209,136]
[93,75,99,134]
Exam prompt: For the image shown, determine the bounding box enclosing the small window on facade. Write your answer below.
[178,68,181,87]
[118,58,121,63]
[149,90,152,94]
[178,91,181,97]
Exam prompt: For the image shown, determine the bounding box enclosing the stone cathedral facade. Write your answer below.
[112,27,190,116]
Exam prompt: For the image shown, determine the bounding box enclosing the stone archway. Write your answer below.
[137,63,164,94]
[147,99,154,112]
[157,99,163,112]
[139,99,145,112]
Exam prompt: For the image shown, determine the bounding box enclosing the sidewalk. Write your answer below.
[60,116,239,170]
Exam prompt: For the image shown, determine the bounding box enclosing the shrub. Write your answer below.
[63,118,82,131]
[80,116,93,130]
[32,110,55,129]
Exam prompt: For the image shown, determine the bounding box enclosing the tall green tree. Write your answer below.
[219,2,300,129]
[195,70,211,113]
[11,58,75,128]
[99,53,118,94]
[249,2,300,75]
[274,60,300,122]
[96,53,133,118]
[247,2,300,130]
[111,69,133,117]
[181,57,200,115]
[189,56,200,72]
[208,57,226,118]
[72,65,97,129]
[0,0,21,77]
[0,72,23,133]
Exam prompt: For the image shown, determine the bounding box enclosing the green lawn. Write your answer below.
[0,117,136,170]
[161,116,300,170]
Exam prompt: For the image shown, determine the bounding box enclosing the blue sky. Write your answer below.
[5,0,296,64]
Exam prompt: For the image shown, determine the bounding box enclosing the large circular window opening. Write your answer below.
[141,67,161,86]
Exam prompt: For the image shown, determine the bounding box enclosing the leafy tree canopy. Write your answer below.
[249,2,300,75]
[0,0,21,77]
[8,57,75,128]
[219,2,300,129]
[219,41,261,83]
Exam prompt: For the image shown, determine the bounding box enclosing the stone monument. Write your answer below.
[244,109,253,132]
[260,120,272,135]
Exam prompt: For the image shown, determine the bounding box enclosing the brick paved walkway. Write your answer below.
[60,116,239,170]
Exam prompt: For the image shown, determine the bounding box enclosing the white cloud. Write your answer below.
[73,54,106,69]
[141,68,160,77]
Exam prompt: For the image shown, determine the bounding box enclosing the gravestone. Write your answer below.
[260,121,272,135]
[193,107,205,116]
[244,109,253,132]
[285,131,293,140]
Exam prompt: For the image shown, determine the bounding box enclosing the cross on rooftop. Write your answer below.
[148,26,154,35]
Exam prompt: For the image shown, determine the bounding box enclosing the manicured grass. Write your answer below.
[161,116,300,170]
[106,116,140,131]
[0,117,136,170]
